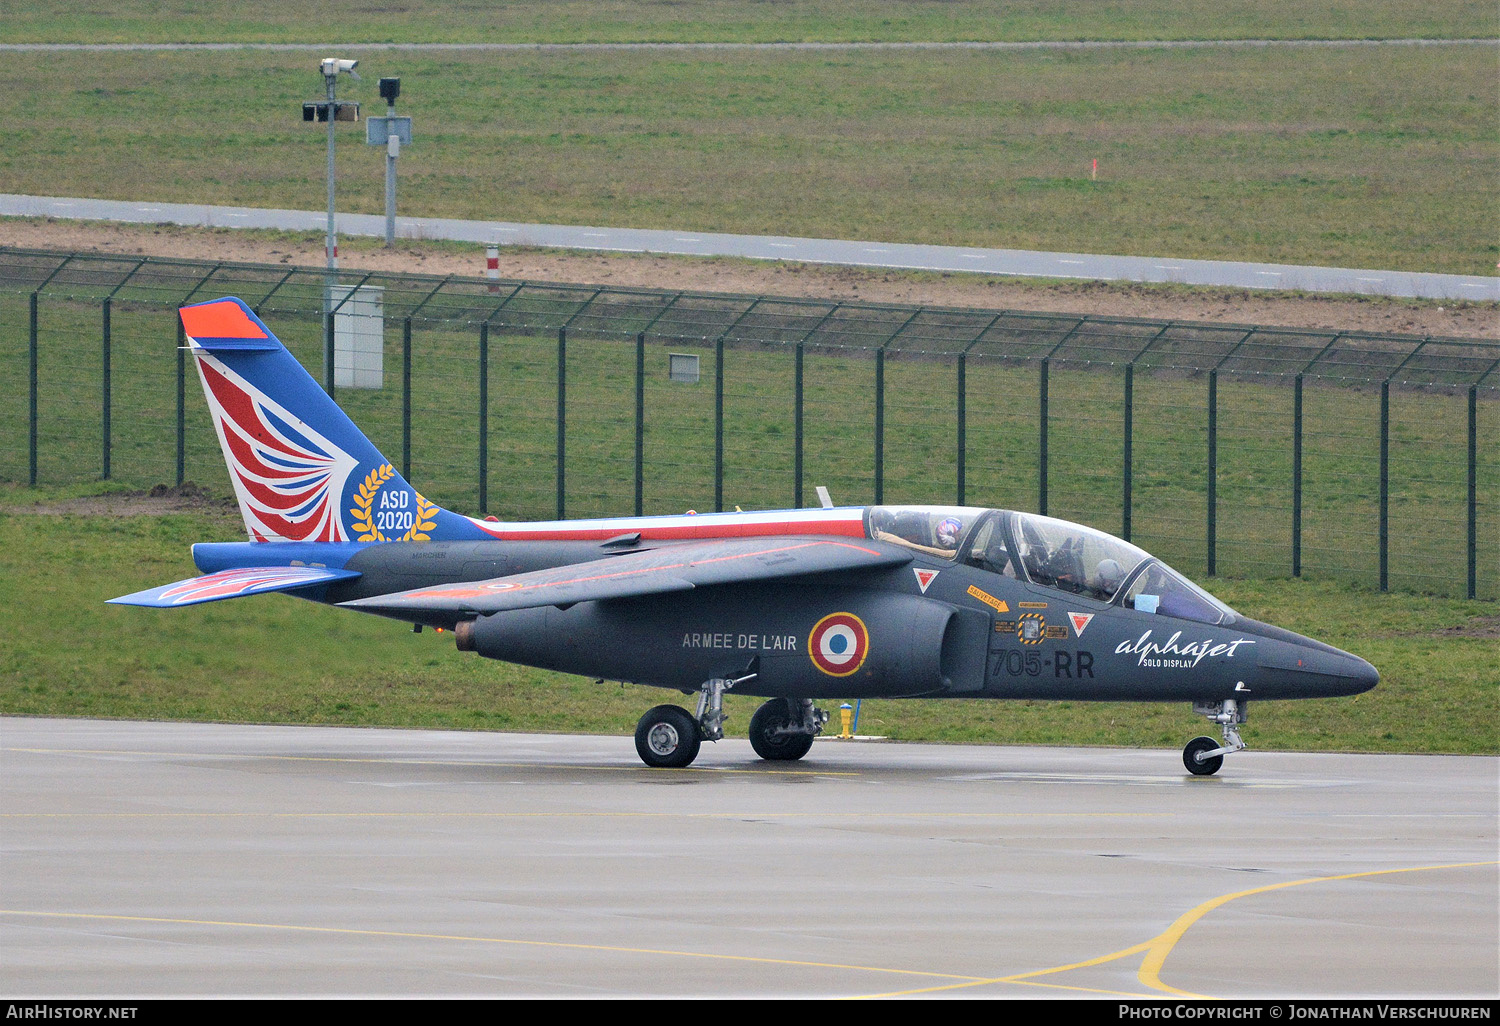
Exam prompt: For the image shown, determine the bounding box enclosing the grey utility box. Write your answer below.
[328,285,385,389]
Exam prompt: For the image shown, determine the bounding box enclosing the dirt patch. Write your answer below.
[4,217,1496,339]
[1431,616,1500,639]
[10,482,240,518]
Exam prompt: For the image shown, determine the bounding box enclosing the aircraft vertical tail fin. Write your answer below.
[179,297,476,544]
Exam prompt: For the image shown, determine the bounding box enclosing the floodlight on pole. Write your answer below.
[311,57,361,271]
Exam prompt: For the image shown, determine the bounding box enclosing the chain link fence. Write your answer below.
[3,247,1496,598]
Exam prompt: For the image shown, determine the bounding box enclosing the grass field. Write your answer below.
[0,486,1493,755]
[0,41,1495,274]
[7,1,1495,44]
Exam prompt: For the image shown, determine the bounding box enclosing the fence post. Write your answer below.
[323,311,336,400]
[478,323,489,516]
[715,337,725,513]
[1379,380,1389,592]
[956,353,967,506]
[556,327,566,520]
[1122,362,1133,540]
[635,332,645,517]
[101,298,111,480]
[1468,385,1478,600]
[28,293,38,486]
[1207,370,1218,577]
[401,317,412,481]
[874,346,885,505]
[176,317,186,487]
[1293,373,1303,577]
[794,341,804,509]
[1038,358,1049,516]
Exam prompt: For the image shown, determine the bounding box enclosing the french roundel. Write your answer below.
[808,612,869,677]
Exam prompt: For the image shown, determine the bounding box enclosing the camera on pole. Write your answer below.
[301,57,362,273]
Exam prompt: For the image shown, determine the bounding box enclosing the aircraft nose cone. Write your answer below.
[1344,652,1380,695]
[1254,644,1379,698]
[1237,617,1380,698]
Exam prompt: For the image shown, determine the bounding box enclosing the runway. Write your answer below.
[1,717,1495,999]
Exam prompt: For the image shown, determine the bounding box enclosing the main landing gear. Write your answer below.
[748,698,827,762]
[632,676,827,769]
[1183,698,1248,776]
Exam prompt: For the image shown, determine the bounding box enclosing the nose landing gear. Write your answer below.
[1184,698,1248,776]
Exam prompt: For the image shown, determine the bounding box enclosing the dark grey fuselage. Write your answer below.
[324,538,1376,704]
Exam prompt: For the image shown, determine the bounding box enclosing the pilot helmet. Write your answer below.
[1095,557,1123,590]
[936,516,963,548]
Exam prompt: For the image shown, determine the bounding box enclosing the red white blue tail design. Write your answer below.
[195,352,360,542]
[178,298,482,544]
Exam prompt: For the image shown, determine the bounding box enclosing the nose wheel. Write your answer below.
[1184,699,1248,776]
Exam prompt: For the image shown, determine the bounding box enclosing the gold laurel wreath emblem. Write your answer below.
[349,464,437,542]
[403,493,438,542]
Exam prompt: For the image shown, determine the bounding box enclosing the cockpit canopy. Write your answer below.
[867,506,1237,625]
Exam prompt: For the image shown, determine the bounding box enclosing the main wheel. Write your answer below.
[1183,735,1224,776]
[635,705,702,768]
[749,700,815,762]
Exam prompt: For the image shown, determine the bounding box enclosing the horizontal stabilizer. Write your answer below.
[108,566,361,608]
[342,536,912,617]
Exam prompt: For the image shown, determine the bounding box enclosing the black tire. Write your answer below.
[1183,735,1224,776]
[749,700,815,762]
[634,705,701,768]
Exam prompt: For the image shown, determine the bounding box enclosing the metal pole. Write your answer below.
[384,100,397,246]
[478,323,489,515]
[28,293,37,486]
[1208,370,1217,577]
[874,346,885,505]
[402,317,412,481]
[1122,362,1133,541]
[1468,384,1478,600]
[1293,373,1303,578]
[956,353,967,505]
[326,73,338,270]
[556,327,566,520]
[715,337,725,512]
[1038,359,1049,516]
[1379,380,1389,592]
[794,341,804,508]
[323,311,336,399]
[635,333,645,517]
[175,318,186,487]
[102,298,111,480]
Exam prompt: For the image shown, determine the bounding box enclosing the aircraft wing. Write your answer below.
[109,566,362,607]
[342,536,913,617]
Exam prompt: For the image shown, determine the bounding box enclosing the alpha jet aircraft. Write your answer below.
[111,298,1379,774]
